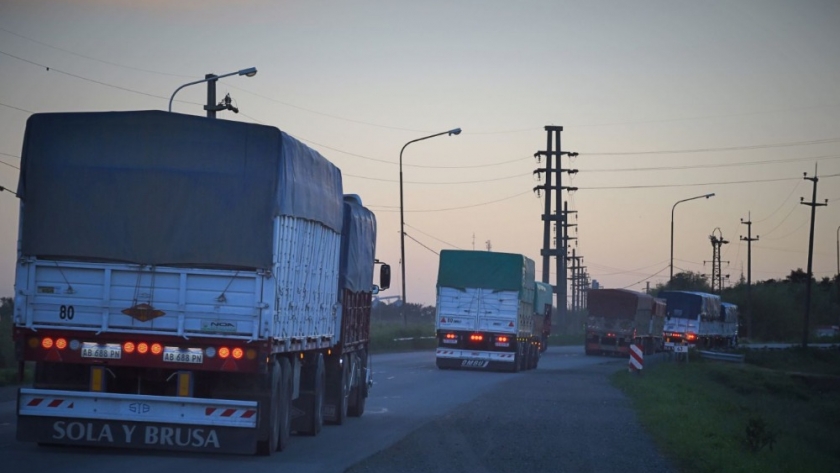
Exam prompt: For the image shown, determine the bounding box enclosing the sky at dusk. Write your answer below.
[0,0,838,307]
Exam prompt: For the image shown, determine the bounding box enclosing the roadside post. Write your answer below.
[628,344,644,374]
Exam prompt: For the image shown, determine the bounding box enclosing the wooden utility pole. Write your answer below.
[801,166,828,348]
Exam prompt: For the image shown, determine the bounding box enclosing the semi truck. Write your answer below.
[658,291,737,349]
[434,250,542,371]
[584,289,665,356]
[11,110,390,455]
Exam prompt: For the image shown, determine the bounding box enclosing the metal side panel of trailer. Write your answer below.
[436,287,520,334]
[14,215,341,346]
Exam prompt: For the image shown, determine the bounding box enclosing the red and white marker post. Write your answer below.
[628,344,644,373]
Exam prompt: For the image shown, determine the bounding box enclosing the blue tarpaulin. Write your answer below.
[17,110,344,269]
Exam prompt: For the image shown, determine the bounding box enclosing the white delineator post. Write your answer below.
[629,344,644,373]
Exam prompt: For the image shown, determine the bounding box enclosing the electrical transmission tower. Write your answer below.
[707,227,729,293]
[533,126,578,318]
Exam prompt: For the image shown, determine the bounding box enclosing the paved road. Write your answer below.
[0,347,671,472]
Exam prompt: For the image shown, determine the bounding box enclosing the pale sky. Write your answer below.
[1,0,838,307]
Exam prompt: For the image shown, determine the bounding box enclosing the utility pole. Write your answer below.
[706,228,729,293]
[801,166,828,348]
[534,126,578,319]
[740,212,758,340]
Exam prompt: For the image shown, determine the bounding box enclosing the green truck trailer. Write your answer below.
[434,250,545,371]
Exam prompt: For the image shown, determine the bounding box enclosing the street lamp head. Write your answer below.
[448,128,462,136]
[238,67,258,77]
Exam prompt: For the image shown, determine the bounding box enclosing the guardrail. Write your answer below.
[697,350,745,363]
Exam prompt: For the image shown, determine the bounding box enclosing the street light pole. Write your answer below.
[836,225,839,275]
[168,67,257,117]
[399,128,461,324]
[670,193,715,282]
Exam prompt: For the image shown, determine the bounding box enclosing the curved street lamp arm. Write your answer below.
[168,68,257,113]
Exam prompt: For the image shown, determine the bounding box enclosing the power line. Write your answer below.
[753,181,802,224]
[405,223,463,250]
[403,232,439,256]
[579,173,840,190]
[369,190,531,213]
[0,49,202,105]
[0,151,21,159]
[620,265,670,289]
[0,26,195,79]
[583,137,840,156]
[580,154,840,173]
[0,160,20,170]
[343,171,531,185]
[0,101,33,114]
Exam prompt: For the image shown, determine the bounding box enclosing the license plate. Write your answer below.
[81,342,122,359]
[163,347,203,364]
[461,359,488,368]
[674,345,689,353]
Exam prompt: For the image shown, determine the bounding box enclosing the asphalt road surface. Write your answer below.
[0,347,674,473]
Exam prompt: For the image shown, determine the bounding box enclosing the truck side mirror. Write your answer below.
[379,264,391,290]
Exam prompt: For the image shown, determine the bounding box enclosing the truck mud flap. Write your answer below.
[18,388,259,454]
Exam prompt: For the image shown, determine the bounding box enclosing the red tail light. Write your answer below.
[219,347,231,359]
[41,337,54,349]
[55,338,67,350]
[469,334,484,342]
[497,336,509,343]
[232,347,244,360]
[151,343,163,355]
[137,342,149,354]
[124,341,136,354]
[445,333,457,340]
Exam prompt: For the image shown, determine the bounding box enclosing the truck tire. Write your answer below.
[256,360,282,455]
[293,353,325,436]
[325,354,349,425]
[348,350,368,417]
[277,357,293,451]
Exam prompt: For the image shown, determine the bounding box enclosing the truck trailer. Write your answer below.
[434,250,541,371]
[584,289,665,356]
[658,291,737,349]
[11,110,389,455]
[533,281,553,353]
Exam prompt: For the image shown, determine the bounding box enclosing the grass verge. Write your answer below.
[369,322,436,353]
[611,348,840,473]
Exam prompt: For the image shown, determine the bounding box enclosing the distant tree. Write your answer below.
[785,268,810,284]
[653,270,711,294]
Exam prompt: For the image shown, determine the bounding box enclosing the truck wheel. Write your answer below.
[294,353,324,436]
[348,350,368,417]
[277,357,292,451]
[325,354,349,425]
[256,360,282,455]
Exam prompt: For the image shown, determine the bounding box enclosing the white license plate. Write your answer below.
[461,360,489,368]
[163,347,203,364]
[81,343,122,359]
[674,345,689,353]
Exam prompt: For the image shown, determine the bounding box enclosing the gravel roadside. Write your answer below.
[345,360,676,473]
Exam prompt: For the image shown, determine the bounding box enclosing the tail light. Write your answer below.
[445,333,457,340]
[124,341,136,354]
[41,337,54,349]
[137,342,149,354]
[232,347,244,360]
[687,333,697,341]
[151,343,163,355]
[496,336,509,343]
[469,334,484,342]
[219,347,231,359]
[55,338,68,350]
